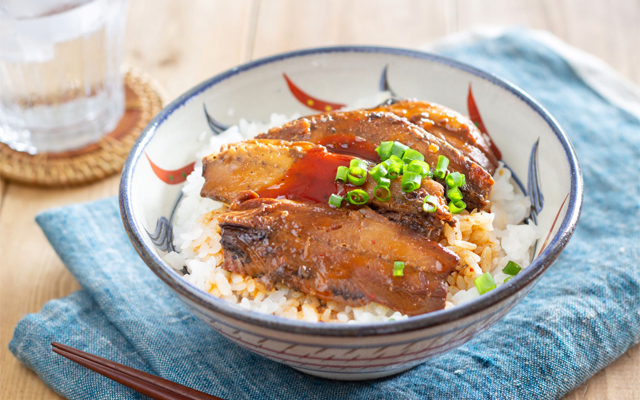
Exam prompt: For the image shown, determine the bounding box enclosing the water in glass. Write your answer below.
[0,0,128,154]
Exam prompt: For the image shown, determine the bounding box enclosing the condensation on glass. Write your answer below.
[0,0,128,154]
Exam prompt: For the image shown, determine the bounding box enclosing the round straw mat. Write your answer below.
[0,67,166,187]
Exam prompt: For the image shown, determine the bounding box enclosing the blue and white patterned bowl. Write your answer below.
[119,46,583,380]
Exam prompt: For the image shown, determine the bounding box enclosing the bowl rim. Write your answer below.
[120,45,583,337]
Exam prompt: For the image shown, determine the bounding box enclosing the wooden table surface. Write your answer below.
[1,1,638,398]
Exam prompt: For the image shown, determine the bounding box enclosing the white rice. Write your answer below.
[164,106,541,323]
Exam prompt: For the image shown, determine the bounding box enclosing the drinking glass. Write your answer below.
[0,0,128,154]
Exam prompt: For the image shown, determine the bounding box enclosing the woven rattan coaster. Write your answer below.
[0,67,166,187]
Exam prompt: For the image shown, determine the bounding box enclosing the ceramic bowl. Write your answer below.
[119,46,582,380]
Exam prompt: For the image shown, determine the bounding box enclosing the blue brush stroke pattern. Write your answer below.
[528,138,544,224]
[499,161,528,197]
[148,182,184,259]
[203,103,229,134]
[146,104,227,258]
[146,216,174,253]
[379,65,397,96]
[148,104,228,260]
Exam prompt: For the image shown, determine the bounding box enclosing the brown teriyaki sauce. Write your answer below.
[255,146,364,204]
[317,135,379,161]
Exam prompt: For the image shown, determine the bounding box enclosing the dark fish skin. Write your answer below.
[258,110,495,211]
[217,198,459,316]
[201,139,452,240]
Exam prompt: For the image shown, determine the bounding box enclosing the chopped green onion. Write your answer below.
[401,172,422,192]
[422,195,438,213]
[374,185,392,201]
[391,141,409,158]
[446,186,463,201]
[408,160,430,177]
[445,172,466,188]
[377,177,391,188]
[474,272,496,295]
[436,155,450,171]
[387,166,402,180]
[335,166,349,182]
[328,194,343,208]
[383,156,404,180]
[504,276,513,283]
[393,261,405,277]
[382,155,404,167]
[368,164,388,183]
[350,158,368,170]
[502,261,522,276]
[434,155,449,179]
[448,199,466,214]
[404,162,419,175]
[347,166,367,186]
[402,148,425,163]
[346,189,369,205]
[376,141,394,161]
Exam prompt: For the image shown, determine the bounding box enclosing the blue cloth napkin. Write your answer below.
[10,29,640,400]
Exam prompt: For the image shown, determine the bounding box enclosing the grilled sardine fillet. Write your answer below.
[257,110,494,210]
[201,139,452,240]
[371,99,499,173]
[218,198,459,316]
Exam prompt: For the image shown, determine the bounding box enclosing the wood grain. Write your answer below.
[125,0,257,98]
[251,4,640,399]
[454,3,640,398]
[0,179,117,400]
[0,1,254,399]
[0,179,5,211]
[566,344,640,400]
[1,1,638,399]
[252,0,455,58]
[455,0,640,86]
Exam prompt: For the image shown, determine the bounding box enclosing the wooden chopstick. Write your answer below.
[51,342,223,400]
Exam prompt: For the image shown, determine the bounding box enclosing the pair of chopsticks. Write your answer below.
[52,342,223,400]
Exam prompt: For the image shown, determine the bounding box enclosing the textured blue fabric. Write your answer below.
[9,30,640,400]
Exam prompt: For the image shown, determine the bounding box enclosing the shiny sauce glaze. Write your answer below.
[218,198,458,315]
[256,147,356,203]
[317,134,379,161]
